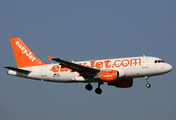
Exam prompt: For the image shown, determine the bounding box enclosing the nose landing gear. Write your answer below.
[146,83,151,88]
[145,76,151,88]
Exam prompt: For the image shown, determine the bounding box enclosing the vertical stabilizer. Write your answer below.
[10,38,46,68]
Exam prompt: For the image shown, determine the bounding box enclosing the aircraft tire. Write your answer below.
[85,84,93,91]
[95,88,102,94]
[146,83,151,88]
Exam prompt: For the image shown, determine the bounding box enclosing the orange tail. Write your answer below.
[10,38,46,68]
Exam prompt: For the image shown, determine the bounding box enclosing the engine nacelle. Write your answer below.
[108,78,133,88]
[94,70,125,82]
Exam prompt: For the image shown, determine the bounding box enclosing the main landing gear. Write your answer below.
[85,82,104,94]
[85,83,93,91]
[145,76,151,88]
[95,82,103,94]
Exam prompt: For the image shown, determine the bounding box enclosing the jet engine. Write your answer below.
[94,70,125,82]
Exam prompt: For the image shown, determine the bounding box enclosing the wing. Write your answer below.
[47,56,100,77]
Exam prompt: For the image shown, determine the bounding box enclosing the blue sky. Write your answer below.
[1,0,176,120]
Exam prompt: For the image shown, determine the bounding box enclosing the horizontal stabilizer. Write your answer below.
[4,66,31,73]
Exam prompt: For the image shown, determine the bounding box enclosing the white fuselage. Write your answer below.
[8,56,172,83]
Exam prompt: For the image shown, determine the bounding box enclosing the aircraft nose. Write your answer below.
[166,64,173,72]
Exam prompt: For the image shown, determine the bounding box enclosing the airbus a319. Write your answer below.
[4,38,173,94]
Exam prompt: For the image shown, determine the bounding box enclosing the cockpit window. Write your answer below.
[158,60,164,63]
[154,60,165,63]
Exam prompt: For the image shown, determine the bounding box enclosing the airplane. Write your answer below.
[4,38,173,94]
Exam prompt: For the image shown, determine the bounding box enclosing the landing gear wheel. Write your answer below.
[145,76,151,88]
[85,84,93,91]
[146,83,151,88]
[95,88,102,94]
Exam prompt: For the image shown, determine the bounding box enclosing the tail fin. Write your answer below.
[10,38,46,68]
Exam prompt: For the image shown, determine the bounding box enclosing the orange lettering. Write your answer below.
[104,60,111,68]
[83,63,89,67]
[121,59,129,67]
[51,65,60,72]
[130,58,141,66]
[52,58,142,73]
[95,62,103,69]
[114,60,121,67]
[90,60,96,67]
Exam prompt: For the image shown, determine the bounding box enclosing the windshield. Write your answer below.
[154,60,165,63]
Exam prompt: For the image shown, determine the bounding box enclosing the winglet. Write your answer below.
[47,56,53,61]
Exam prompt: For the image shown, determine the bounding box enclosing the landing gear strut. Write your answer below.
[95,82,103,94]
[145,76,151,88]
